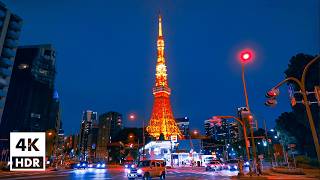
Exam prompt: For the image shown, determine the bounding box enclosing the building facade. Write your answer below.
[0,44,57,139]
[204,118,240,143]
[175,117,190,138]
[79,110,97,161]
[96,111,122,161]
[0,2,22,127]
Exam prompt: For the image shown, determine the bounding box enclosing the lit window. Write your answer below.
[18,64,29,70]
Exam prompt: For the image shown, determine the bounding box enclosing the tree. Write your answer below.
[276,53,319,158]
[159,133,165,141]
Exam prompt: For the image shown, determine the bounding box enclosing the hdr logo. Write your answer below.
[10,132,45,171]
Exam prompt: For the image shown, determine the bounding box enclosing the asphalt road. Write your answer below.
[0,166,236,180]
[0,166,318,180]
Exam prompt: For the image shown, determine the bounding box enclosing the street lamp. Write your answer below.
[238,48,257,174]
[129,114,136,120]
[128,113,145,161]
[193,130,198,136]
[240,51,252,63]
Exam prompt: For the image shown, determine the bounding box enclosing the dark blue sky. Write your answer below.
[4,0,319,134]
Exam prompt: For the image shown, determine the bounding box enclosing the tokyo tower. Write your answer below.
[146,15,182,140]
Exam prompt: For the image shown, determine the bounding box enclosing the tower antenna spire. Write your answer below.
[158,14,163,37]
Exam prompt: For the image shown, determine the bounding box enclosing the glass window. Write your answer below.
[44,50,51,56]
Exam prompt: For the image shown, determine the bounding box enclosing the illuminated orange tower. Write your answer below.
[146,15,182,140]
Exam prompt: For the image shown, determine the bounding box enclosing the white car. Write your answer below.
[205,160,223,171]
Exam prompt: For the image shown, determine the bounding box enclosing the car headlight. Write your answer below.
[137,169,142,174]
[128,169,131,174]
[228,165,231,169]
[125,165,128,168]
[210,165,214,168]
[77,163,80,167]
[82,163,86,167]
[131,164,135,168]
[234,165,238,169]
[97,164,101,168]
[245,162,249,165]
[102,164,105,167]
[88,164,93,168]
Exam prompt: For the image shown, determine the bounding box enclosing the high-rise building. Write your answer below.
[0,2,23,125]
[0,44,57,139]
[175,117,190,138]
[146,15,182,140]
[96,111,122,161]
[204,118,240,143]
[79,110,97,161]
[204,119,214,137]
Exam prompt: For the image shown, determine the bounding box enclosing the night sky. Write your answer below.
[3,0,319,135]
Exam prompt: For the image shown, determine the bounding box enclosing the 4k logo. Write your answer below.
[10,132,45,171]
[16,138,40,151]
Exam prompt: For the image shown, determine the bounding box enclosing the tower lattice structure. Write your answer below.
[146,15,182,140]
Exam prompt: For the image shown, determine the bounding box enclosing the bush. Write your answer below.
[295,155,319,167]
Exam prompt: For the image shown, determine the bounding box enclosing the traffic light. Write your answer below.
[240,109,254,124]
[265,88,279,107]
[265,88,280,98]
[290,97,297,107]
[315,86,320,106]
[265,98,277,107]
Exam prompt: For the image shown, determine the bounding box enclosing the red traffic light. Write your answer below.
[265,88,280,98]
[265,99,277,107]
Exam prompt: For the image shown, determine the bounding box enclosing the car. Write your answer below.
[244,161,250,167]
[205,160,223,171]
[126,160,166,180]
[74,161,88,169]
[96,162,106,169]
[226,159,239,171]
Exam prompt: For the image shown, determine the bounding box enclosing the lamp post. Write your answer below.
[266,55,320,162]
[239,49,257,173]
[129,113,145,161]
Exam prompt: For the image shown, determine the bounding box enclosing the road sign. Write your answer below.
[10,132,45,171]
[288,84,297,107]
[288,144,296,148]
[170,135,177,143]
[288,84,294,98]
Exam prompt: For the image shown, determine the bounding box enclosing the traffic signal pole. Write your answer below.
[268,55,320,162]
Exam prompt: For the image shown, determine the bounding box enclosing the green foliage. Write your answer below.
[295,155,320,167]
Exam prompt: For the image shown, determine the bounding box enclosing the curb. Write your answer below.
[271,167,305,175]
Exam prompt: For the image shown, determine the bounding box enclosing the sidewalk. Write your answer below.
[232,168,319,179]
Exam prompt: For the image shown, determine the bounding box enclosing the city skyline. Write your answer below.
[2,0,319,135]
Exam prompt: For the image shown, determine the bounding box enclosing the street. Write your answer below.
[0,166,319,180]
